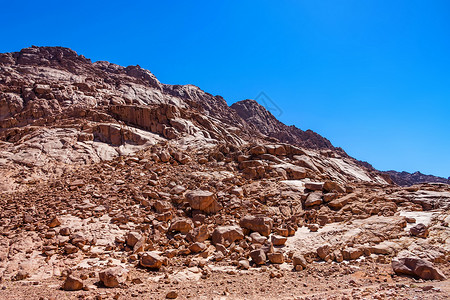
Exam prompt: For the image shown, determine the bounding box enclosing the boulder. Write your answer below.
[240,215,273,236]
[305,192,323,208]
[271,235,287,246]
[249,249,266,265]
[187,225,209,243]
[185,190,220,213]
[305,182,324,191]
[250,232,267,244]
[140,252,163,270]
[293,253,307,270]
[317,244,331,260]
[392,257,446,281]
[169,218,193,234]
[189,242,207,253]
[212,225,244,245]
[126,232,142,247]
[48,216,61,228]
[267,252,284,264]
[410,223,429,238]
[323,181,345,193]
[99,267,128,288]
[328,194,357,210]
[62,275,83,291]
[342,247,363,260]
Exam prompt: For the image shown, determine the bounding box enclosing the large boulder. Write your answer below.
[392,256,446,281]
[169,218,193,234]
[328,193,357,210]
[99,267,128,288]
[305,182,324,191]
[323,181,345,193]
[62,275,83,291]
[185,190,221,213]
[140,252,164,270]
[212,225,244,245]
[249,249,266,265]
[410,223,429,238]
[240,215,273,236]
[342,247,363,260]
[305,192,323,207]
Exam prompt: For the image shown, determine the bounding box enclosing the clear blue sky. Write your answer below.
[1,1,449,177]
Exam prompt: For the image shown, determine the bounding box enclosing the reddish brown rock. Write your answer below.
[249,249,266,265]
[392,257,446,281]
[169,218,193,234]
[271,235,287,246]
[410,223,429,238]
[240,215,273,236]
[99,267,128,288]
[305,182,324,191]
[305,192,323,207]
[140,252,163,270]
[212,225,244,245]
[62,275,84,291]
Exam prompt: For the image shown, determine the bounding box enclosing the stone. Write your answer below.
[267,252,284,264]
[34,84,51,95]
[410,223,429,238]
[305,192,323,207]
[317,244,331,260]
[140,252,163,270]
[323,193,337,202]
[342,247,363,260]
[328,194,357,210]
[189,242,207,253]
[392,257,446,281]
[169,218,193,234]
[271,235,287,246]
[249,249,266,265]
[99,267,128,288]
[166,291,178,299]
[62,275,83,291]
[185,190,215,210]
[293,253,307,270]
[126,232,142,247]
[238,259,250,270]
[305,182,324,191]
[250,232,267,244]
[212,225,244,245]
[187,225,209,243]
[48,216,61,228]
[323,181,345,193]
[240,215,273,236]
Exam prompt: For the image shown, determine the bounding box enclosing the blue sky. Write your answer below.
[1,1,449,177]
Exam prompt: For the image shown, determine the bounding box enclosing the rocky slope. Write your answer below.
[383,170,450,186]
[0,46,449,299]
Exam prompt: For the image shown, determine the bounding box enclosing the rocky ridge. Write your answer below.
[383,170,450,187]
[0,46,448,299]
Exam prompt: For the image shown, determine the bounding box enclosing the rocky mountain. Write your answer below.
[383,170,450,186]
[0,46,448,299]
[230,99,338,151]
